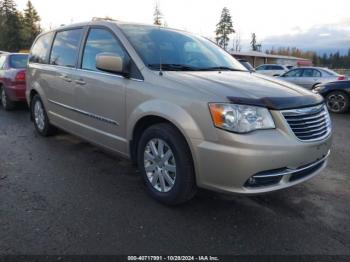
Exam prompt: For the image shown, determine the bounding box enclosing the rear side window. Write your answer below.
[9,55,29,68]
[30,32,54,64]
[82,28,126,72]
[50,29,83,67]
[303,69,321,77]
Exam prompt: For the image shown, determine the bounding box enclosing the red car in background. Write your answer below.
[0,53,28,110]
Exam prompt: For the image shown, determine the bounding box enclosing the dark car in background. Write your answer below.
[0,53,28,110]
[314,80,350,113]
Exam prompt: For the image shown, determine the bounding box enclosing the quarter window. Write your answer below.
[29,32,54,64]
[50,29,83,67]
[82,28,126,72]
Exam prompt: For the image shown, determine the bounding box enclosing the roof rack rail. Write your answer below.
[92,17,118,22]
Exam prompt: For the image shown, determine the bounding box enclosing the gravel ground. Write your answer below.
[0,106,349,255]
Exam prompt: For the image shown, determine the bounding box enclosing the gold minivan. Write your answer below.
[26,20,332,204]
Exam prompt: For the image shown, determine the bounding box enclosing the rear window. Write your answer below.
[50,29,83,68]
[30,32,54,64]
[9,54,28,68]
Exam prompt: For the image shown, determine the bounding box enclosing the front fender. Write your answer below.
[127,99,204,142]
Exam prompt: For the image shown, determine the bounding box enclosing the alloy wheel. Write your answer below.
[144,138,176,193]
[327,93,346,113]
[34,100,45,131]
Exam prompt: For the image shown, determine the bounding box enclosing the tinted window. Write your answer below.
[9,54,29,68]
[50,29,83,67]
[284,69,303,77]
[303,69,321,77]
[256,65,266,70]
[119,24,246,71]
[0,55,6,69]
[30,32,54,64]
[268,65,283,70]
[82,28,126,72]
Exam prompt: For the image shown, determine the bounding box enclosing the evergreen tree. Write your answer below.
[251,33,262,51]
[21,0,41,49]
[215,7,235,50]
[153,2,163,26]
[0,0,22,51]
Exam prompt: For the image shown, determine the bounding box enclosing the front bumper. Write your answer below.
[192,110,332,195]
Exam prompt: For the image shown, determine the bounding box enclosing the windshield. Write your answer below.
[119,24,247,72]
[10,54,28,69]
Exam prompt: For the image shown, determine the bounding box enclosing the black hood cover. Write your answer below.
[227,95,324,110]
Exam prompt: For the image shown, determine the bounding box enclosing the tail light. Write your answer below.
[337,75,345,81]
[15,70,26,82]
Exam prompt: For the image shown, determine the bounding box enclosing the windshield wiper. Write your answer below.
[198,66,247,72]
[148,64,201,71]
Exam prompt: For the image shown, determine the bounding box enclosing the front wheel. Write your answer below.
[137,123,197,205]
[326,91,349,113]
[30,94,56,136]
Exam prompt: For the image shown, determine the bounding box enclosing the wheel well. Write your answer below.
[29,90,38,120]
[326,89,349,98]
[130,115,188,165]
[29,89,38,102]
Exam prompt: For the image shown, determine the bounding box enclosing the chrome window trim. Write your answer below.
[48,99,119,126]
[33,63,144,82]
[76,68,144,82]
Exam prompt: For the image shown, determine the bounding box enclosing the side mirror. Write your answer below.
[96,53,126,75]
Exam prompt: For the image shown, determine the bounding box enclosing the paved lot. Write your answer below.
[0,106,349,255]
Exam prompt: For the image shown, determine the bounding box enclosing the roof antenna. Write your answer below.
[158,25,163,76]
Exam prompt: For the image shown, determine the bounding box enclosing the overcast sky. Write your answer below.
[16,0,350,53]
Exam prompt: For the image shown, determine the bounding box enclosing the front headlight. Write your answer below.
[209,103,275,133]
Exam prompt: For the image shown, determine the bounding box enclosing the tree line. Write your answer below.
[1,0,349,68]
[0,0,41,52]
[265,47,350,68]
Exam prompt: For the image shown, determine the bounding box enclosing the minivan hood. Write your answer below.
[164,71,323,110]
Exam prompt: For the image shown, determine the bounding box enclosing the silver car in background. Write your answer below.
[255,64,289,77]
[279,67,348,90]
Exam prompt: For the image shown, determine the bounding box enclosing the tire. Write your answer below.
[325,91,349,114]
[137,123,197,205]
[1,87,15,110]
[30,94,56,136]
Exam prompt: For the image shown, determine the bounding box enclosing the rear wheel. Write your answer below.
[1,87,15,110]
[30,94,56,136]
[137,123,197,205]
[326,91,349,113]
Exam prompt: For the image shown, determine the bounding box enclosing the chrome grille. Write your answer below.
[282,104,331,141]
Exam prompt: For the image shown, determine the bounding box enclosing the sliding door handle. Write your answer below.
[59,75,72,82]
[75,79,86,85]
